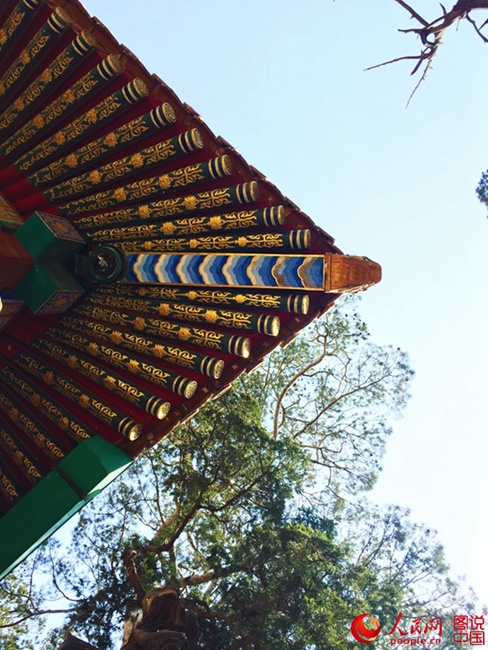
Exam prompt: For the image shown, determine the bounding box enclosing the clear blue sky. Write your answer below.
[80,0,488,607]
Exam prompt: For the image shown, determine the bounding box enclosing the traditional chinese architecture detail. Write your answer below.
[0,0,381,580]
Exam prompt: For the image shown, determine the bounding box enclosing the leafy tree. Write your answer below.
[0,299,476,649]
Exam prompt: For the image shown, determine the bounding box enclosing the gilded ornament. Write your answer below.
[110,332,123,344]
[134,317,146,330]
[19,49,30,63]
[54,131,65,144]
[237,237,248,247]
[67,356,77,368]
[158,304,171,316]
[86,108,97,123]
[0,30,6,45]
[105,132,117,147]
[138,205,150,218]
[31,394,41,407]
[43,371,54,385]
[115,188,127,201]
[184,196,197,211]
[89,170,101,184]
[104,376,116,389]
[9,408,19,421]
[153,345,165,358]
[127,360,139,372]
[41,68,52,82]
[88,343,99,354]
[178,327,191,341]
[162,222,175,235]
[131,153,144,168]
[159,175,171,189]
[188,291,197,300]
[14,97,23,110]
[66,154,77,168]
[236,295,246,303]
[210,216,223,230]
[63,88,75,103]
[204,310,218,323]
[33,114,44,128]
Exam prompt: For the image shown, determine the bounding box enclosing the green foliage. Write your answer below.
[476,169,488,210]
[0,298,475,649]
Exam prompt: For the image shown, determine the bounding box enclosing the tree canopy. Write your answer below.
[0,298,478,649]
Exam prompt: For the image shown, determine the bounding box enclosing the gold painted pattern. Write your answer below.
[0,388,65,460]
[86,294,266,332]
[50,325,194,396]
[74,184,255,230]
[60,159,221,217]
[0,4,26,55]
[0,425,42,482]
[0,366,90,442]
[87,208,283,241]
[16,86,137,173]
[115,232,301,253]
[2,58,119,158]
[59,318,222,378]
[33,112,177,188]
[33,337,168,416]
[45,138,180,201]
[0,468,19,501]
[14,351,136,433]
[71,304,248,353]
[0,48,75,132]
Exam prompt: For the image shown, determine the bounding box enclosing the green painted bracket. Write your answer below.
[0,436,133,580]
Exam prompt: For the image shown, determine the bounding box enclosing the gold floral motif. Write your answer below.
[41,68,53,83]
[131,153,143,168]
[184,196,197,210]
[33,114,44,128]
[43,371,54,385]
[31,394,41,407]
[178,327,191,341]
[115,187,127,201]
[89,170,101,184]
[127,360,139,372]
[63,88,75,103]
[0,29,6,45]
[158,304,171,316]
[204,310,218,323]
[210,216,223,230]
[103,376,116,390]
[9,408,19,421]
[66,154,77,168]
[88,342,99,354]
[159,175,171,189]
[19,49,30,64]
[78,394,90,408]
[86,108,97,123]
[54,131,66,144]
[105,132,117,147]
[110,331,123,344]
[132,317,144,331]
[67,355,77,368]
[138,205,150,218]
